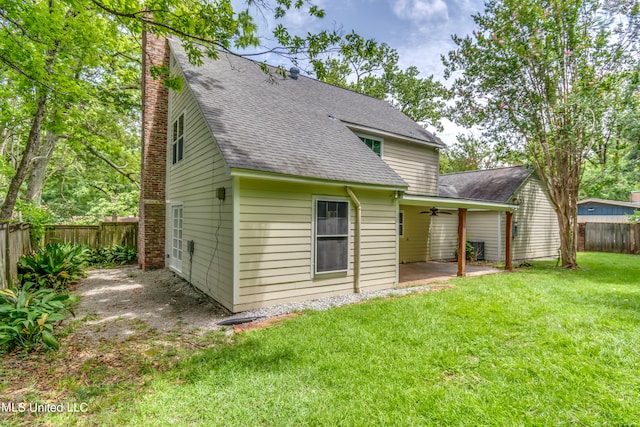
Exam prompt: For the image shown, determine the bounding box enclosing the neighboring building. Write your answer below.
[577,198,640,223]
[139,36,559,312]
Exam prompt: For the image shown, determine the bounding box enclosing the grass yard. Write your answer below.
[5,252,640,426]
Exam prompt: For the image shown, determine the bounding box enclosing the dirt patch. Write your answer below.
[69,266,230,340]
[0,267,232,417]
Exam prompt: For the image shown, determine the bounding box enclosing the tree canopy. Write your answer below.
[0,0,341,222]
[311,33,448,131]
[443,0,640,268]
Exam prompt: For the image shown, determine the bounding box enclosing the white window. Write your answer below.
[171,205,183,271]
[172,113,184,164]
[358,135,383,157]
[314,198,349,274]
[398,211,404,237]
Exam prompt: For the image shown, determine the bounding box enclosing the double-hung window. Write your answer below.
[314,199,349,274]
[172,113,184,164]
[358,135,383,157]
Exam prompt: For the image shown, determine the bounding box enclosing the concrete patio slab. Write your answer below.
[399,261,501,287]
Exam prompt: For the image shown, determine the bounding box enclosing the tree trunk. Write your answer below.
[25,131,57,205]
[0,93,49,220]
[546,155,580,269]
[555,201,578,268]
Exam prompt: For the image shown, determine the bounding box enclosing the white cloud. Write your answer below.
[391,0,449,22]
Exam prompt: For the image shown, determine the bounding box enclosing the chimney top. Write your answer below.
[631,191,640,204]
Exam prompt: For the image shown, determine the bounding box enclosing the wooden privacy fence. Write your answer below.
[44,222,138,249]
[578,222,640,254]
[0,223,33,288]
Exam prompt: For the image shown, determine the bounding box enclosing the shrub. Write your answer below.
[0,282,75,354]
[83,245,138,266]
[18,243,88,290]
[454,241,477,262]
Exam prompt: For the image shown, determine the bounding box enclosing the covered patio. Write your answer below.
[399,261,501,287]
[399,194,518,276]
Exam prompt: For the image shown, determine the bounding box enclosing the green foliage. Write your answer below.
[0,282,75,354]
[18,244,87,290]
[55,253,640,426]
[440,134,507,174]
[1,0,339,222]
[454,241,477,261]
[442,0,640,268]
[627,211,640,224]
[580,140,640,201]
[311,33,447,131]
[83,245,138,266]
[14,200,57,246]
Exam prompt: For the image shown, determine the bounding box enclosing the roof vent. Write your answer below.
[289,66,300,80]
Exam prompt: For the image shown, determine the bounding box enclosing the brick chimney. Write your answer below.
[631,191,640,205]
[139,31,168,270]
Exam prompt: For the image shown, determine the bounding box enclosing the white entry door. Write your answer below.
[171,205,183,272]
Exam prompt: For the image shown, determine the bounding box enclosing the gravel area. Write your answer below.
[71,266,438,340]
[232,285,433,322]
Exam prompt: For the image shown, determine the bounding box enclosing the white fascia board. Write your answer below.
[401,194,518,211]
[229,168,408,192]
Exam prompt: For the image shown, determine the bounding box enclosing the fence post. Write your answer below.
[4,224,10,287]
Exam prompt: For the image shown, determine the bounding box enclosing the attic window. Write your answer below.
[172,113,184,165]
[358,135,383,157]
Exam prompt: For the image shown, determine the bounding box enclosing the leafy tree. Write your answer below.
[1,0,341,221]
[580,78,640,201]
[443,0,640,268]
[0,0,138,220]
[440,134,505,174]
[311,34,447,131]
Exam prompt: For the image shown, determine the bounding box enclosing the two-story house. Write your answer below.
[139,36,559,312]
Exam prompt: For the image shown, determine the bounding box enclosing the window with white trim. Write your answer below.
[398,211,404,237]
[358,135,383,157]
[171,205,183,272]
[172,113,184,164]
[315,199,349,274]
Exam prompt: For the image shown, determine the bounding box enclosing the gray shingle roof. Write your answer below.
[170,40,442,188]
[439,166,533,202]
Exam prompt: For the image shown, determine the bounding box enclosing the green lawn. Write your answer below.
[47,253,640,425]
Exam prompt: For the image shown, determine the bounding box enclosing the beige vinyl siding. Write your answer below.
[382,138,439,195]
[167,52,234,310]
[235,178,397,312]
[399,205,430,263]
[466,211,501,261]
[508,178,561,260]
[429,210,502,261]
[429,211,459,261]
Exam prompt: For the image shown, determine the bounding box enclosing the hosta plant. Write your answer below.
[0,282,75,353]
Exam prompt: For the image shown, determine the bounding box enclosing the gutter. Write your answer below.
[346,186,361,293]
[401,194,518,211]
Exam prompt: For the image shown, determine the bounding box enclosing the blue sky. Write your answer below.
[240,0,487,143]
[246,0,486,75]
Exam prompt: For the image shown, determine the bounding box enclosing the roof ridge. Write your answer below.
[440,165,527,177]
[190,43,400,110]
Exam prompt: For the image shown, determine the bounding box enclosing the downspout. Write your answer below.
[346,187,361,293]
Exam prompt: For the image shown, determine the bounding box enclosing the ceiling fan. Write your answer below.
[420,207,453,216]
